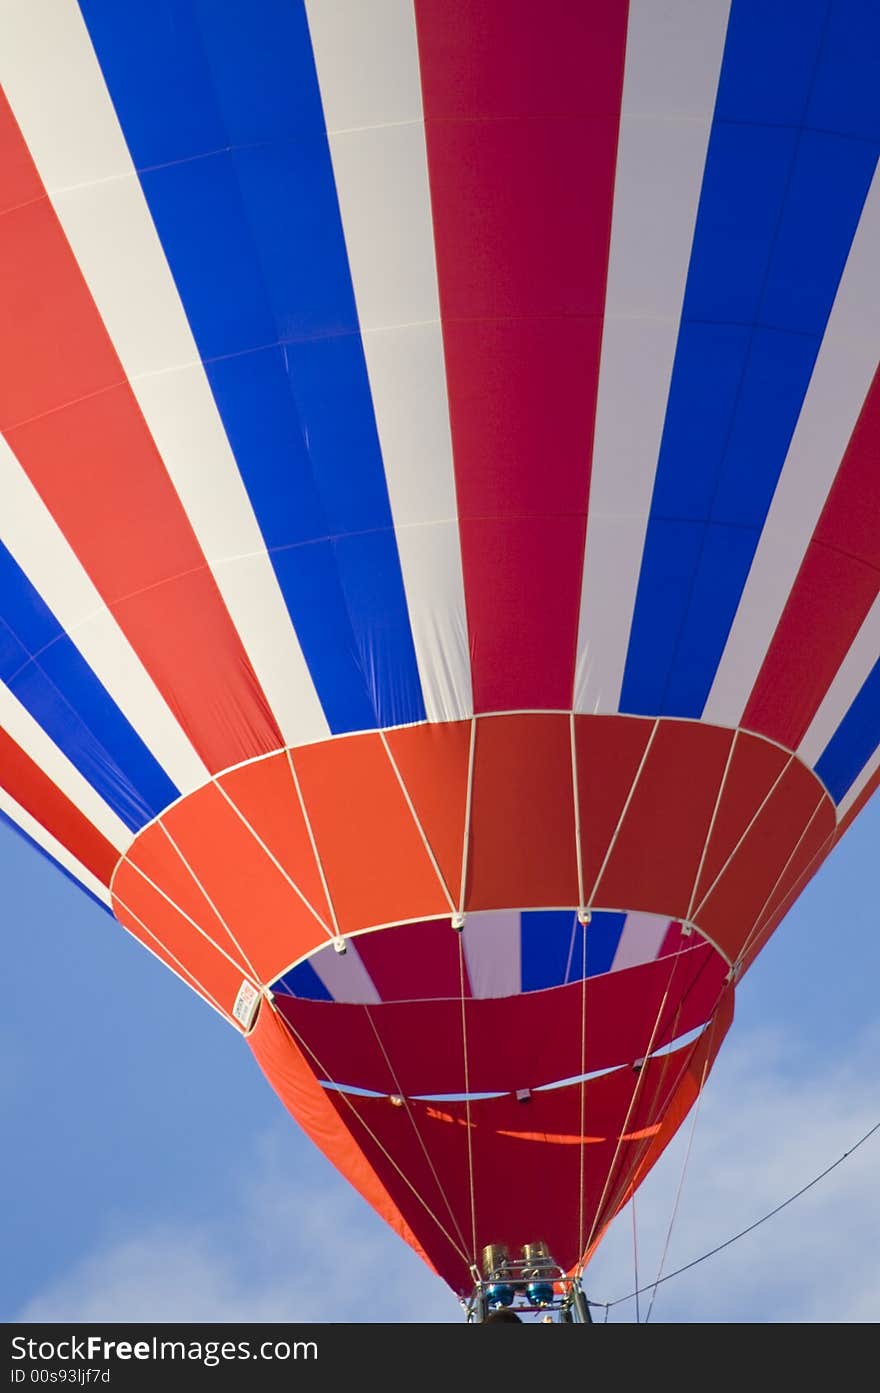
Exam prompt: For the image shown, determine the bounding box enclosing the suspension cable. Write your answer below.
[596,1115,880,1312]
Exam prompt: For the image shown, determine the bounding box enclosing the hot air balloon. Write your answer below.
[1,0,878,1321]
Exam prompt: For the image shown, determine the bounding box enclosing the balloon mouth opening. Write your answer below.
[266,905,729,1100]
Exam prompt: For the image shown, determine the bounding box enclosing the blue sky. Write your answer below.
[2,793,879,1324]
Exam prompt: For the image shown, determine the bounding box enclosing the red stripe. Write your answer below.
[355,918,468,1002]
[414,0,629,711]
[0,94,282,771]
[742,369,880,748]
[658,921,686,957]
[0,728,117,884]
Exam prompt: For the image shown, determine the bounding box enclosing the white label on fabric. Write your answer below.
[232,979,261,1029]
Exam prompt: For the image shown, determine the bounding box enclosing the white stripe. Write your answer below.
[0,0,329,749]
[575,0,731,714]
[0,681,129,850]
[306,0,472,723]
[837,743,880,820]
[462,910,522,1000]
[610,911,671,973]
[0,784,112,906]
[0,439,208,795]
[309,941,381,1005]
[703,167,880,726]
[800,592,880,769]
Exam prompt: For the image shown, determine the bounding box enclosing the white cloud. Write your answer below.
[17,1025,880,1324]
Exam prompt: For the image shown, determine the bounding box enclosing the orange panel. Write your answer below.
[595,723,734,918]
[118,820,251,973]
[465,713,578,909]
[112,858,247,1014]
[247,1002,433,1272]
[692,732,789,907]
[698,760,830,963]
[384,720,471,902]
[575,715,653,896]
[219,753,332,928]
[292,733,450,934]
[161,781,331,982]
[114,900,237,1026]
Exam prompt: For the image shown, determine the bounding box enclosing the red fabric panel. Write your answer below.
[659,921,686,956]
[451,334,601,710]
[248,1003,436,1275]
[692,733,790,908]
[218,754,332,931]
[325,1033,706,1294]
[354,918,468,1004]
[415,0,628,711]
[0,727,118,884]
[740,807,838,974]
[159,781,330,982]
[111,857,248,1015]
[117,818,252,972]
[743,369,880,747]
[465,714,578,909]
[114,899,236,1025]
[698,760,835,963]
[384,721,470,905]
[151,784,319,978]
[575,715,654,896]
[292,734,450,934]
[0,95,282,771]
[584,987,734,1262]
[276,943,726,1098]
[0,89,43,207]
[595,723,734,918]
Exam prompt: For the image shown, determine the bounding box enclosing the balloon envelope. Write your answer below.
[0,0,878,1296]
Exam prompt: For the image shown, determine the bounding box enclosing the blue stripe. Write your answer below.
[620,0,880,718]
[582,911,626,979]
[272,958,333,1002]
[0,805,111,916]
[77,0,425,732]
[0,544,179,831]
[519,909,627,990]
[815,658,880,802]
[520,912,576,992]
